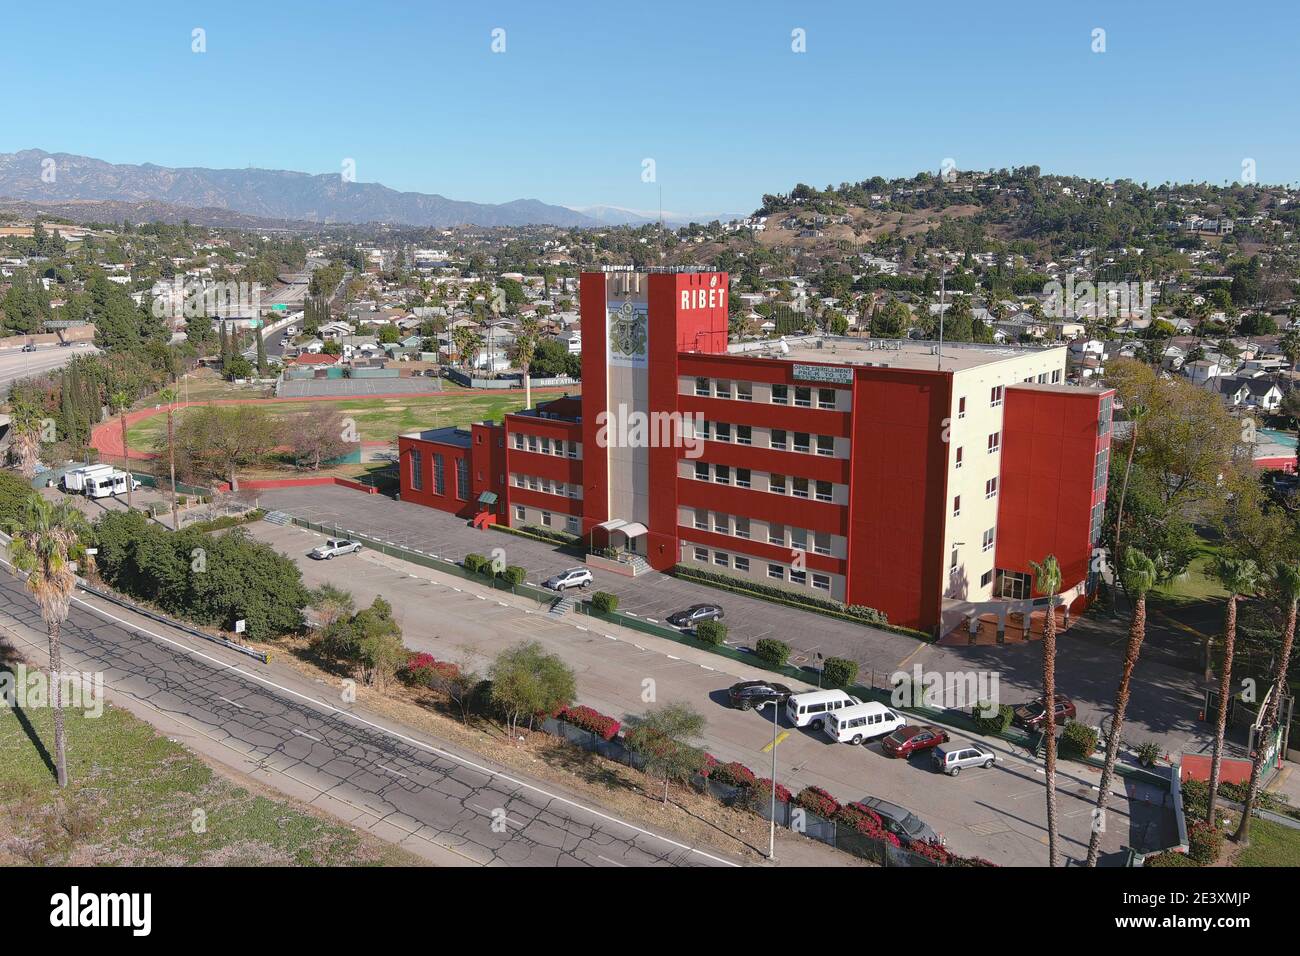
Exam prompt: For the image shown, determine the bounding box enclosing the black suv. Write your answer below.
[727,680,793,711]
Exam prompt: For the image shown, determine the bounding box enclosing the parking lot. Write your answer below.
[247,517,1181,865]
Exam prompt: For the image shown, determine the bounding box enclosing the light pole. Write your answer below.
[768,699,779,861]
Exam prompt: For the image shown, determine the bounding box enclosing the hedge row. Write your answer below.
[555,704,621,741]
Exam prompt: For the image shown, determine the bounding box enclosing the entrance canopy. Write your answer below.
[594,518,648,539]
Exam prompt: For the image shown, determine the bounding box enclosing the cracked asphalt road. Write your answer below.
[0,572,737,868]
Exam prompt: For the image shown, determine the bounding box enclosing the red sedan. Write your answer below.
[881,725,950,758]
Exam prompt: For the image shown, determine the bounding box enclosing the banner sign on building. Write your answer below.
[793,363,853,384]
[606,299,648,368]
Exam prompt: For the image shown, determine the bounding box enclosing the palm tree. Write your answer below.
[1206,556,1260,826]
[111,390,133,510]
[1031,554,1063,867]
[6,497,94,787]
[1111,401,1147,574]
[158,385,180,530]
[7,396,44,479]
[1086,548,1157,866]
[1234,563,1299,846]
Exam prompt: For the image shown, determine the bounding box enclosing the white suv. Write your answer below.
[543,567,593,591]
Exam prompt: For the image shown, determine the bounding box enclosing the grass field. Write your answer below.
[0,702,419,865]
[1153,552,1229,603]
[127,390,575,451]
[1234,817,1300,866]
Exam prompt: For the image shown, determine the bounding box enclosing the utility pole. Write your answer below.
[768,701,779,861]
[937,260,946,370]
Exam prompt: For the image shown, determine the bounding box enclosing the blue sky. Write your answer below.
[3,1,1298,217]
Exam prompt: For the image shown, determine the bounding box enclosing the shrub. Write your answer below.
[670,565,890,626]
[590,591,619,613]
[1187,820,1223,865]
[1059,721,1098,761]
[694,619,727,645]
[845,604,888,625]
[463,553,489,574]
[400,652,461,688]
[906,839,953,865]
[498,564,527,586]
[1136,741,1162,767]
[710,761,757,788]
[794,785,840,818]
[836,802,901,846]
[972,702,1014,735]
[753,778,792,804]
[1180,779,1209,819]
[555,704,621,741]
[821,657,858,688]
[754,638,790,667]
[1145,850,1196,867]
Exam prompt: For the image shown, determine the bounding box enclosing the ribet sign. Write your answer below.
[679,275,726,311]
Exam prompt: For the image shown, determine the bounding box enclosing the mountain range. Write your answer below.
[0,149,603,229]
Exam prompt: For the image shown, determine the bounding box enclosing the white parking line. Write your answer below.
[293,729,323,742]
[217,695,245,709]
[379,764,409,779]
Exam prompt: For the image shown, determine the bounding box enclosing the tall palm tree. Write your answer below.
[1086,548,1158,866]
[111,390,133,510]
[1031,554,1063,867]
[1111,401,1147,574]
[1234,563,1300,846]
[1206,556,1260,826]
[6,396,44,479]
[6,497,94,788]
[158,385,180,530]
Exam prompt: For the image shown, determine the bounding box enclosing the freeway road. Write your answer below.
[0,569,738,868]
[0,342,97,392]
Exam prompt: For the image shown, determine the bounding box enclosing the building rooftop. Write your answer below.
[401,426,472,447]
[723,335,1066,373]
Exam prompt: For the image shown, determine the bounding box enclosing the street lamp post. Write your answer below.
[768,700,779,861]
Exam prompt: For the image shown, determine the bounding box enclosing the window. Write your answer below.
[694,508,708,530]
[771,384,788,405]
[541,510,552,527]
[1090,500,1104,544]
[737,382,752,402]
[736,468,751,489]
[1099,395,1113,437]
[567,443,579,460]
[566,516,579,534]
[515,505,526,521]
[512,433,523,450]
[953,495,961,517]
[767,563,784,580]
[794,386,812,407]
[527,435,538,453]
[790,528,808,551]
[539,437,550,455]
[1052,369,1062,384]
[770,474,787,495]
[985,476,998,499]
[818,388,836,409]
[982,527,995,553]
[980,570,993,588]
[734,556,750,572]
[790,569,807,586]
[699,420,711,440]
[813,531,832,556]
[713,551,730,567]
[950,547,959,571]
[695,377,710,396]
[736,425,752,446]
[792,477,810,498]
[712,513,729,534]
[990,385,1004,407]
[815,480,833,502]
[1094,447,1109,491]
[694,547,709,562]
[714,464,731,485]
[410,450,423,490]
[734,517,750,539]
[695,462,709,481]
[794,432,811,453]
[955,446,963,469]
[715,422,731,443]
[816,435,834,457]
[770,429,788,450]
[1037,373,1047,384]
[456,458,469,500]
[987,432,1000,454]
[996,569,1031,600]
[715,380,731,399]
[812,573,831,592]
[433,454,445,495]
[768,523,785,546]
[958,396,967,419]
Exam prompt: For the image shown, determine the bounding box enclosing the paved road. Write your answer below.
[0,568,738,868]
[248,518,1179,865]
[254,485,1234,763]
[0,343,97,392]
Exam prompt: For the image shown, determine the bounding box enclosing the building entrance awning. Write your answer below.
[594,518,648,538]
[477,491,498,505]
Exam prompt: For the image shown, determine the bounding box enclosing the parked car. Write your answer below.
[667,603,723,628]
[855,796,942,845]
[727,680,794,711]
[1012,694,1076,730]
[881,724,950,759]
[823,702,905,744]
[932,741,997,776]
[542,567,593,591]
[786,689,861,731]
[309,538,362,560]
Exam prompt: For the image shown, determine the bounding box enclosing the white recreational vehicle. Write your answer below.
[84,469,139,499]
[61,464,115,493]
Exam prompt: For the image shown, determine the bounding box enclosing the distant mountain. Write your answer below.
[0,149,601,229]
[0,197,315,231]
[569,204,750,228]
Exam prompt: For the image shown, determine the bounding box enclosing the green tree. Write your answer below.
[1086,548,1157,866]
[624,703,707,804]
[1031,554,1063,867]
[1206,557,1260,828]
[488,641,576,738]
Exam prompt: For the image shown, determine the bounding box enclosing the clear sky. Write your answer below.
[3,0,1298,217]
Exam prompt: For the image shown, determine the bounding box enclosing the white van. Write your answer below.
[85,470,138,499]
[61,464,114,493]
[823,702,905,745]
[786,690,862,731]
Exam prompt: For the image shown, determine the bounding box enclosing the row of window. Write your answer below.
[511,432,580,459]
[409,452,466,500]
[510,473,581,499]
[698,421,838,456]
[690,509,834,555]
[691,461,835,501]
[516,505,580,535]
[693,378,841,410]
[953,371,1062,420]
[689,546,832,591]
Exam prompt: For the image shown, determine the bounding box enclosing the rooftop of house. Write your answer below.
[401,425,472,446]
[721,335,1066,373]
